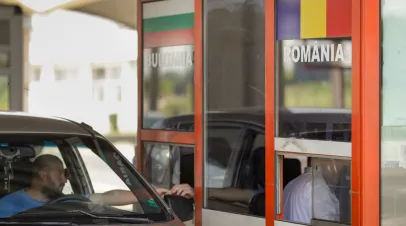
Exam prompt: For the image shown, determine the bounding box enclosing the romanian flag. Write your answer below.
[276,0,351,40]
[142,0,194,48]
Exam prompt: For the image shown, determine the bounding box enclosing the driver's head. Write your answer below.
[31,154,67,198]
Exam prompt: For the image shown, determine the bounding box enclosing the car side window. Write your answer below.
[73,143,135,212]
[238,132,265,190]
[205,126,242,188]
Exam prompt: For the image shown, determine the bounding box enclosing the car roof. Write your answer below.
[152,107,352,129]
[0,111,94,136]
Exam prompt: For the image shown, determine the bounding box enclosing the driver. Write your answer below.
[0,154,171,218]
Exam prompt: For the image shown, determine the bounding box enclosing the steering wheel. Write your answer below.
[47,194,91,204]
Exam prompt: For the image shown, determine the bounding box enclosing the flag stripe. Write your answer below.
[326,0,351,37]
[143,13,194,33]
[143,0,194,19]
[276,0,301,40]
[300,0,326,39]
[144,29,194,48]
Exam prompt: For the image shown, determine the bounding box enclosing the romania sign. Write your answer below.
[284,42,344,63]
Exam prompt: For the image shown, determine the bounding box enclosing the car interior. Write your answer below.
[0,145,36,199]
[0,140,99,201]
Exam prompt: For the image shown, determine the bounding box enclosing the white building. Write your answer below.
[27,9,138,134]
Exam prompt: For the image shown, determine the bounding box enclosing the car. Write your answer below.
[143,107,351,216]
[0,112,194,225]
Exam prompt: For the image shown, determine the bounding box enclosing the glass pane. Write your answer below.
[280,155,351,225]
[311,158,351,225]
[0,52,9,69]
[203,0,265,218]
[76,143,133,211]
[276,38,352,141]
[142,142,195,190]
[142,0,195,130]
[0,20,10,45]
[381,1,406,225]
[143,142,175,190]
[275,0,352,224]
[0,76,9,110]
[142,142,195,224]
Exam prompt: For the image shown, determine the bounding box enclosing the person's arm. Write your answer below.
[170,184,259,204]
[89,190,136,206]
[90,187,171,206]
[208,187,255,204]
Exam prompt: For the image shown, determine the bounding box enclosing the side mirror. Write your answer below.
[163,194,194,222]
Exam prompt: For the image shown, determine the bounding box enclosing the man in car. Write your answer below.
[0,154,171,218]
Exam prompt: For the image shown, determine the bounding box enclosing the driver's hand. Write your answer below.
[154,187,172,197]
[171,184,194,199]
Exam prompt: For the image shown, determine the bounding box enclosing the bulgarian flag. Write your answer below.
[143,0,194,48]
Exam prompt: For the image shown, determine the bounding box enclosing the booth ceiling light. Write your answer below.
[18,0,74,12]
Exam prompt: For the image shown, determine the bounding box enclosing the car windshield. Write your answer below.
[0,134,170,224]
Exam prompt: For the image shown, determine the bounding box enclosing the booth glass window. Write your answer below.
[142,142,195,191]
[275,0,352,224]
[0,20,9,45]
[381,1,406,225]
[276,38,352,141]
[0,76,8,110]
[203,0,265,218]
[275,154,351,224]
[141,0,195,130]
[0,52,9,69]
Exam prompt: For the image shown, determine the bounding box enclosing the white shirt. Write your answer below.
[283,167,340,224]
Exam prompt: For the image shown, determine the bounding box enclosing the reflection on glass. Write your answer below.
[311,158,351,225]
[142,45,194,130]
[142,0,195,130]
[0,20,10,45]
[143,143,174,190]
[142,142,195,224]
[282,155,350,225]
[276,38,352,141]
[0,76,8,110]
[0,53,9,69]
[142,143,195,190]
[381,1,406,225]
[203,0,265,218]
[205,129,242,189]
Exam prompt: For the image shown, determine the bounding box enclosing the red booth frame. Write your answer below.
[137,0,380,225]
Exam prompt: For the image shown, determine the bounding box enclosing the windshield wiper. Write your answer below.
[11,210,151,224]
